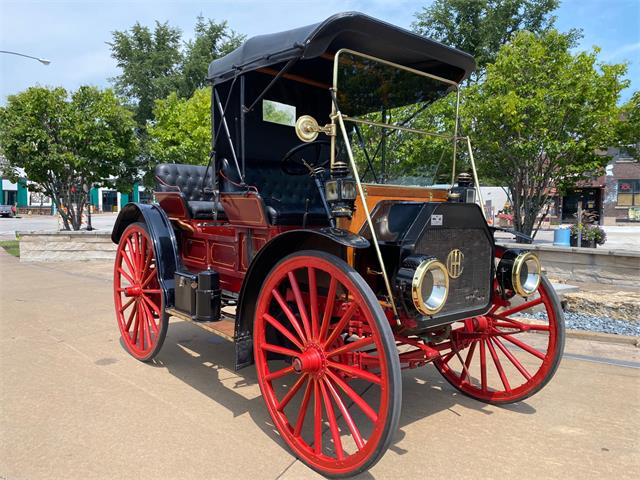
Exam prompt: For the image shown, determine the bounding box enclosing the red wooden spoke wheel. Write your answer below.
[254,251,401,478]
[434,276,565,404]
[113,223,168,362]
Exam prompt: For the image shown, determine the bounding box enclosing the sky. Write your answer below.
[0,0,639,105]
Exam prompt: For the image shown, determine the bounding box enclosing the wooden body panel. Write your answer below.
[339,184,448,232]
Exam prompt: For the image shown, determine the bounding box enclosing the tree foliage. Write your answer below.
[148,87,211,166]
[109,16,243,127]
[464,30,628,237]
[178,15,244,98]
[616,91,640,159]
[109,21,183,126]
[0,86,139,230]
[413,0,559,80]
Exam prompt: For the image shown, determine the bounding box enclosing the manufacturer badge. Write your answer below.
[430,214,443,226]
[446,249,464,278]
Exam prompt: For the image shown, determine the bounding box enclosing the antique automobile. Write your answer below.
[111,12,564,477]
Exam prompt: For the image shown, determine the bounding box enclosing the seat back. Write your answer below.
[155,163,214,202]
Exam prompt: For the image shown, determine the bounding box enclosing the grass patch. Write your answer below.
[0,240,20,257]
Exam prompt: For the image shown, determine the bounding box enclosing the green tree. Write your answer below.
[413,0,559,81]
[0,86,139,230]
[108,21,183,126]
[178,15,244,98]
[616,91,640,158]
[148,88,211,166]
[109,16,243,127]
[464,30,628,238]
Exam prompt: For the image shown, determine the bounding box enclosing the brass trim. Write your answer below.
[446,249,464,279]
[512,252,541,297]
[411,259,449,315]
[335,110,400,321]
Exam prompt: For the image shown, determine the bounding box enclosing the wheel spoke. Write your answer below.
[265,365,295,382]
[492,314,550,331]
[500,331,546,360]
[492,337,532,381]
[263,313,304,351]
[319,277,337,342]
[462,341,477,383]
[120,297,135,314]
[125,300,137,330]
[142,289,162,294]
[131,306,140,343]
[326,369,377,422]
[261,343,300,358]
[118,267,135,285]
[124,237,139,277]
[120,245,137,281]
[137,303,145,349]
[327,336,375,358]
[140,266,157,288]
[143,303,153,349]
[498,297,544,317]
[272,289,308,344]
[294,377,313,437]
[324,301,359,349]
[287,272,312,341]
[141,295,161,317]
[313,379,322,454]
[319,379,344,460]
[480,339,487,392]
[327,361,381,385]
[277,373,308,411]
[486,336,511,392]
[308,267,319,340]
[324,377,365,450]
[141,298,159,335]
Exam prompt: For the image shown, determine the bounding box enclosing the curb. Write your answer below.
[563,328,639,347]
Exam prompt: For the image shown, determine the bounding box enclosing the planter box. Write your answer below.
[17,230,116,262]
[570,235,596,248]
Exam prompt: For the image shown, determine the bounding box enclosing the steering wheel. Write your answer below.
[281,140,331,175]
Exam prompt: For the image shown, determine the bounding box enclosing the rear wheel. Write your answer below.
[434,275,564,404]
[113,222,168,362]
[253,251,401,477]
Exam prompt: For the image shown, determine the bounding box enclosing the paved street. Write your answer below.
[0,213,118,240]
[1,252,638,480]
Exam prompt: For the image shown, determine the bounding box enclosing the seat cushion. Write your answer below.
[265,205,329,226]
[188,200,226,220]
[155,163,214,202]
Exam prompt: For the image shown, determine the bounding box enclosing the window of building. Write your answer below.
[617,179,640,206]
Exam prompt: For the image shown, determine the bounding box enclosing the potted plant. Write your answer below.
[569,223,604,248]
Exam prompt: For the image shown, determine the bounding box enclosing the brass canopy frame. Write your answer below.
[329,48,484,322]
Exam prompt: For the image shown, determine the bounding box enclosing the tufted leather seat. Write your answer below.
[154,163,225,219]
[220,159,329,226]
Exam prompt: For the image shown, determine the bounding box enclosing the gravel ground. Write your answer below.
[519,311,640,336]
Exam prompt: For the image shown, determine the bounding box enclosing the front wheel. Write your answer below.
[434,275,565,404]
[253,251,401,477]
[113,222,168,362]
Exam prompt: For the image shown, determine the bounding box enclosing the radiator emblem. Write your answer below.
[446,249,464,278]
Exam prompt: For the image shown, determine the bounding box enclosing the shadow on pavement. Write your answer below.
[136,319,537,478]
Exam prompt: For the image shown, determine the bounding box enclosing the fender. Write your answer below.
[234,227,369,370]
[111,202,179,305]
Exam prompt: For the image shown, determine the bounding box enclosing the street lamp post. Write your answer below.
[0,50,51,65]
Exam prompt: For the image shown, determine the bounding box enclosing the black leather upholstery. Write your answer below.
[220,158,329,226]
[154,163,225,220]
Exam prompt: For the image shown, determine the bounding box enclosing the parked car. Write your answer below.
[111,12,565,477]
[0,204,16,218]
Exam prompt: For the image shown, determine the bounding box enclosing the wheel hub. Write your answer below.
[124,285,142,297]
[293,346,324,374]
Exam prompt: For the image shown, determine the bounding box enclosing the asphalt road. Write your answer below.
[0,253,639,480]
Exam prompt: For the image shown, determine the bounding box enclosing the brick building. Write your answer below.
[560,146,640,225]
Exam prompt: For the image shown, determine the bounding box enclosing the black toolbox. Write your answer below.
[174,270,221,322]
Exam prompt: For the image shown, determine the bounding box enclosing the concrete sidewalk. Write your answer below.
[1,254,639,479]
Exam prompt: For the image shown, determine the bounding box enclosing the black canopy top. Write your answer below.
[207,11,475,85]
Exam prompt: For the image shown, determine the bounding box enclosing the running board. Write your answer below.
[166,307,236,342]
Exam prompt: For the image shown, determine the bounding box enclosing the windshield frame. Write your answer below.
[330,48,463,187]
